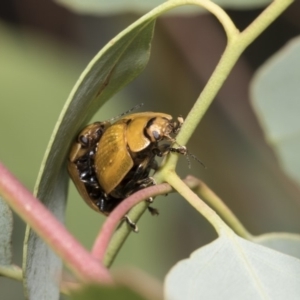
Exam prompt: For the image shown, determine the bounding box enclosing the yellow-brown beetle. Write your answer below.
[94,112,185,198]
[68,111,185,227]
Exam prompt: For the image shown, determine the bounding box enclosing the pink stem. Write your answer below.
[91,183,172,262]
[0,162,112,284]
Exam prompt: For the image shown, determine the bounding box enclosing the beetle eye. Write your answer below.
[152,131,160,140]
[79,135,89,146]
[95,129,103,140]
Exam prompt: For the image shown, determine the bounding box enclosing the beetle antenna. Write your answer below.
[108,103,144,123]
[172,141,206,169]
[186,152,206,169]
[185,153,191,169]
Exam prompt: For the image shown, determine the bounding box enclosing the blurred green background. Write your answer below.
[1,1,300,299]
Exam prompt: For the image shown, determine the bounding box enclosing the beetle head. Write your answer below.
[77,122,109,148]
[146,117,175,143]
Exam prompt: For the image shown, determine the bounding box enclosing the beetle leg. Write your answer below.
[146,195,159,216]
[168,145,187,155]
[82,175,98,187]
[169,147,206,169]
[124,215,138,232]
[113,176,154,198]
[76,149,96,182]
[95,197,107,213]
[78,170,90,180]
[149,159,158,171]
[147,205,159,216]
[113,158,155,198]
[131,156,155,180]
[136,177,155,188]
[152,144,170,157]
[172,116,184,134]
[153,143,187,157]
[147,196,153,203]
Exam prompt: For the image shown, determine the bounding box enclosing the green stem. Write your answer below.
[128,0,238,40]
[239,0,294,48]
[166,172,226,235]
[98,184,172,267]
[104,0,238,267]
[186,176,253,239]
[103,202,148,267]
[104,0,294,267]
[162,0,294,171]
[0,265,23,281]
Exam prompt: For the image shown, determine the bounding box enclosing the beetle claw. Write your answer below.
[147,197,154,203]
[136,177,155,189]
[148,206,159,216]
[124,215,139,233]
[146,197,159,215]
[148,177,156,185]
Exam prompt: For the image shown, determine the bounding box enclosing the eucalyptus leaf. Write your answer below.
[251,36,300,186]
[54,0,270,15]
[253,232,300,260]
[0,197,13,266]
[165,233,300,300]
[23,15,156,300]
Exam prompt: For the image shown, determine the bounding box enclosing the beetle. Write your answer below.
[68,111,186,230]
[94,112,185,199]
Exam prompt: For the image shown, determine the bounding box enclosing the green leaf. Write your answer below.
[0,22,84,300]
[69,284,146,300]
[0,197,21,281]
[0,197,13,266]
[251,36,300,186]
[54,0,270,15]
[23,13,156,300]
[23,171,67,300]
[165,233,300,299]
[253,232,300,260]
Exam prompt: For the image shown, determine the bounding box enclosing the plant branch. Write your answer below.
[166,172,226,235]
[238,0,294,49]
[94,183,172,267]
[162,0,294,171]
[186,176,253,239]
[95,0,294,266]
[96,176,232,267]
[0,265,23,281]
